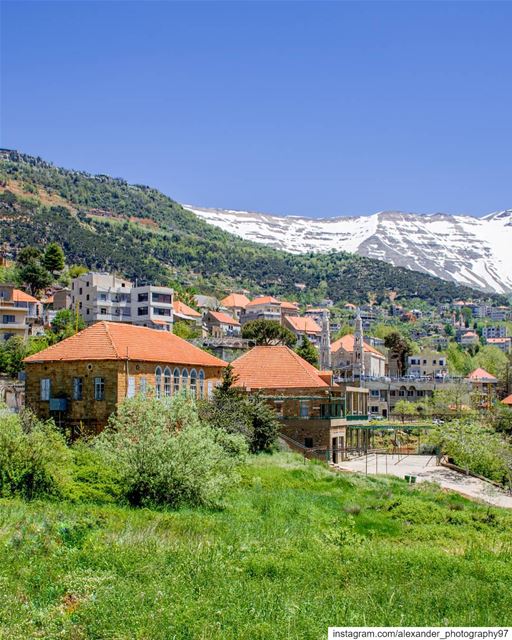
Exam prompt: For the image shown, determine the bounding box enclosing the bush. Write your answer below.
[0,407,72,499]
[428,420,512,486]
[96,394,247,508]
[66,443,123,504]
[201,365,279,453]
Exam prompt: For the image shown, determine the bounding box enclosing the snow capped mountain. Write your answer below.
[184,205,512,294]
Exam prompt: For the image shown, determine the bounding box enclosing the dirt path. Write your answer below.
[336,454,512,508]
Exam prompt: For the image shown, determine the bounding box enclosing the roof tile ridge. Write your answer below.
[288,347,325,385]
[102,322,121,359]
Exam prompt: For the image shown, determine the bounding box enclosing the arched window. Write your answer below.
[198,370,205,399]
[155,367,162,398]
[190,369,197,398]
[173,368,180,394]
[181,368,189,393]
[164,367,171,397]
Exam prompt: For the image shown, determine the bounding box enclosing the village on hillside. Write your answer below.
[2,243,512,472]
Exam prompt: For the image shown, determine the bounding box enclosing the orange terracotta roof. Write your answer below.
[467,367,497,382]
[462,331,478,338]
[23,321,226,367]
[220,293,251,308]
[331,334,385,359]
[208,310,240,326]
[13,289,39,303]
[245,296,281,308]
[284,315,321,334]
[281,300,299,310]
[501,394,512,406]
[231,346,329,389]
[487,337,510,343]
[172,300,201,318]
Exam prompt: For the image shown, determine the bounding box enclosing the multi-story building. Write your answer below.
[203,310,241,337]
[482,325,508,339]
[0,285,42,342]
[460,330,479,347]
[407,350,448,378]
[280,301,300,319]
[71,273,132,324]
[231,345,369,463]
[486,337,512,353]
[131,285,174,330]
[282,315,321,345]
[220,293,251,321]
[241,296,282,324]
[71,273,174,331]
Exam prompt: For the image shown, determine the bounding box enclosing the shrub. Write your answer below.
[0,407,72,499]
[96,394,247,508]
[429,420,512,486]
[201,365,279,453]
[66,443,123,504]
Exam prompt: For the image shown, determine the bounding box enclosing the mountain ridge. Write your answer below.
[185,205,512,294]
[0,149,506,306]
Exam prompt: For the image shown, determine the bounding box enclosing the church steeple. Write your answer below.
[320,309,331,371]
[353,308,365,379]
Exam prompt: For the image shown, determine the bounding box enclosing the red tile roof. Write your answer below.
[281,300,299,310]
[172,300,201,318]
[487,337,510,343]
[462,331,478,338]
[13,289,40,303]
[231,345,329,389]
[220,293,251,309]
[502,394,512,406]
[331,334,385,359]
[284,315,321,334]
[467,367,497,382]
[208,310,240,326]
[245,296,281,308]
[23,321,226,367]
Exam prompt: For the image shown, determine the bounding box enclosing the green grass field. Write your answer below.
[1,453,511,639]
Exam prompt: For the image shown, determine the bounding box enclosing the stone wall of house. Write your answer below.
[25,360,224,434]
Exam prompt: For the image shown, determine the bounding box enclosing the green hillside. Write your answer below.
[1,453,511,639]
[0,150,504,305]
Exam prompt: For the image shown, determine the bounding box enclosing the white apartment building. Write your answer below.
[71,273,174,331]
[482,325,508,339]
[407,350,447,378]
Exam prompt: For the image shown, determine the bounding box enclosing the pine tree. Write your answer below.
[42,242,65,273]
[295,335,319,367]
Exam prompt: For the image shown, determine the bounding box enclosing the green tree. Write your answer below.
[295,336,319,367]
[393,400,415,423]
[42,243,65,273]
[384,331,413,376]
[16,246,41,266]
[51,309,85,340]
[68,264,89,279]
[18,261,52,296]
[201,365,279,453]
[241,320,296,347]
[173,320,201,340]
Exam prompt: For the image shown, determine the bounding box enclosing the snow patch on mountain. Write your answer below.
[184,205,512,294]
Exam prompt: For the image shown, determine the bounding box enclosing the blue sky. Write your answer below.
[1,1,511,218]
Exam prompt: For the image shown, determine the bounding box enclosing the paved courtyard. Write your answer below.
[336,454,512,508]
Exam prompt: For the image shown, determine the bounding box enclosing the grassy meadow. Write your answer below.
[1,453,511,639]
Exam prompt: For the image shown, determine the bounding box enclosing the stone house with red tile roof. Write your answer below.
[23,321,225,434]
[241,296,282,325]
[231,345,368,461]
[204,310,241,337]
[220,293,251,320]
[282,315,321,345]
